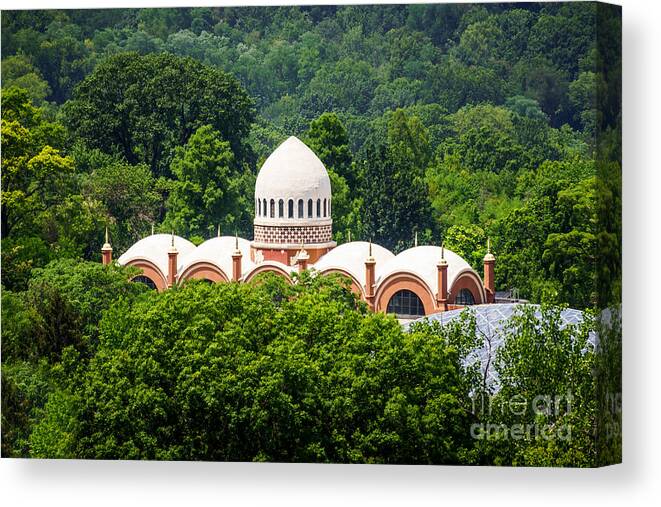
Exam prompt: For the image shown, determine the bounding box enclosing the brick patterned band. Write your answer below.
[254,223,333,245]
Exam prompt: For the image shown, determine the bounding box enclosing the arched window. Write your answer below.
[270,199,275,218]
[278,199,284,218]
[298,199,304,218]
[307,199,313,218]
[455,288,475,306]
[386,289,425,318]
[323,198,327,217]
[316,199,321,217]
[262,199,267,217]
[288,199,294,218]
[257,199,261,216]
[132,275,157,290]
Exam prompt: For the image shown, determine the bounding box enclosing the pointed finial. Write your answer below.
[484,237,495,262]
[233,231,242,256]
[217,224,221,238]
[438,240,448,267]
[168,230,178,254]
[366,238,375,263]
[102,225,112,251]
[348,230,351,243]
[414,231,418,248]
[151,223,155,236]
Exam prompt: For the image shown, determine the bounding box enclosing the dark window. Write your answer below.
[386,289,425,318]
[133,275,157,290]
[316,199,321,217]
[455,288,475,306]
[298,199,304,218]
[278,199,284,218]
[262,199,267,217]
[307,199,313,218]
[288,199,294,218]
[270,199,275,218]
[257,199,261,216]
[323,199,327,217]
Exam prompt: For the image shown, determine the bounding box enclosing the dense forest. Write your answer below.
[1,3,621,464]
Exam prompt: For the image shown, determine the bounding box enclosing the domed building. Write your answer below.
[107,136,498,319]
[252,136,336,265]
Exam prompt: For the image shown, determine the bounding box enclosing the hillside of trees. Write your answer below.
[1,4,621,464]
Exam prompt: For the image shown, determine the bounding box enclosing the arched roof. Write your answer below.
[117,234,196,277]
[254,136,332,225]
[375,245,479,297]
[178,236,255,280]
[313,241,394,285]
[243,260,295,283]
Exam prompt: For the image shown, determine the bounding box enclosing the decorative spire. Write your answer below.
[151,223,155,236]
[217,224,221,238]
[348,230,351,243]
[169,230,177,253]
[438,240,448,267]
[366,238,375,263]
[414,231,418,248]
[232,231,242,256]
[484,237,495,261]
[102,225,112,250]
[101,225,113,265]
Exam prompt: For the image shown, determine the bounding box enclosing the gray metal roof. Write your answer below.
[405,303,595,390]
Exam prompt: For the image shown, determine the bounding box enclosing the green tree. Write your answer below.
[82,159,160,253]
[4,259,148,362]
[480,306,596,466]
[304,112,354,188]
[29,276,474,462]
[1,87,71,239]
[1,55,52,105]
[444,224,487,271]
[164,125,253,238]
[62,52,255,177]
[359,110,434,251]
[440,103,529,174]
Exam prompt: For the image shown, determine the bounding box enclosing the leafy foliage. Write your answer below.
[164,125,254,238]
[26,276,473,463]
[62,52,255,178]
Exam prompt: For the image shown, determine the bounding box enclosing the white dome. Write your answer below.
[376,246,482,298]
[313,241,394,285]
[254,136,332,226]
[117,234,196,277]
[178,236,255,280]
